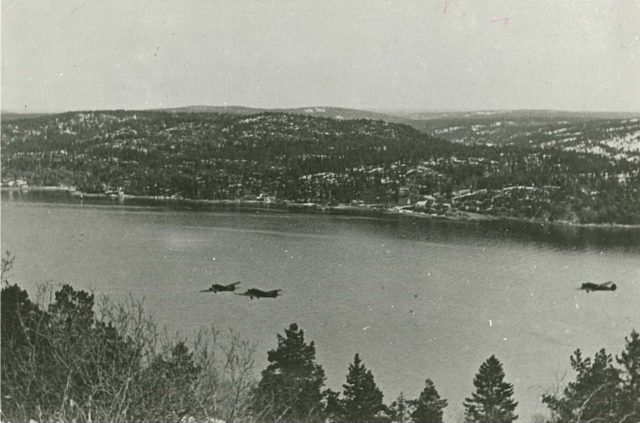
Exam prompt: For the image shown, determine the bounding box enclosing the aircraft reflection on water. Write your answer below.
[199,282,282,299]
[578,281,617,293]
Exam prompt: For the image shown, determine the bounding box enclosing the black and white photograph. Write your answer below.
[1,1,639,422]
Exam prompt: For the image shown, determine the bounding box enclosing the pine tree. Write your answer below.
[542,348,620,422]
[464,355,518,423]
[411,379,448,423]
[323,388,343,422]
[252,323,326,422]
[617,330,640,420]
[388,392,412,423]
[341,353,386,423]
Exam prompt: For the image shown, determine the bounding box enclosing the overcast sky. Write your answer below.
[2,0,639,112]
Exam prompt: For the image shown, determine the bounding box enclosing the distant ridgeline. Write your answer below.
[1,110,639,224]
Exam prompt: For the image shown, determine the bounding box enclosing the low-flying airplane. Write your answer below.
[578,281,617,293]
[200,281,241,293]
[236,288,282,299]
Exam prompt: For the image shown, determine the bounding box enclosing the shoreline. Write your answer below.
[3,185,640,229]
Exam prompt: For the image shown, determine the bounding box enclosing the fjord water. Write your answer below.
[2,195,639,422]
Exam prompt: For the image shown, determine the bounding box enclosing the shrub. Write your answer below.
[1,281,257,423]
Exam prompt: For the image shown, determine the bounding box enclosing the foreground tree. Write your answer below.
[617,330,640,421]
[1,283,49,418]
[323,388,343,422]
[341,353,386,423]
[252,323,326,422]
[543,331,640,423]
[542,348,620,422]
[464,355,518,423]
[412,379,448,423]
[1,283,145,421]
[132,341,201,421]
[1,250,15,286]
[388,392,412,423]
[1,280,257,423]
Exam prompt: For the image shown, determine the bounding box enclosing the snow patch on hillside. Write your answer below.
[601,130,640,152]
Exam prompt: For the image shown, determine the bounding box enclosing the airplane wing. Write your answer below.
[600,281,613,288]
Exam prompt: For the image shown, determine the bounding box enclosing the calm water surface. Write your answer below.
[2,193,639,422]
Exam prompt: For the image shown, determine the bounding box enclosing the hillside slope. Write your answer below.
[2,110,639,224]
[158,108,640,160]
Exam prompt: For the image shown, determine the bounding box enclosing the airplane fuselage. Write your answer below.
[211,284,236,292]
[201,282,241,293]
[243,288,281,299]
[580,282,616,292]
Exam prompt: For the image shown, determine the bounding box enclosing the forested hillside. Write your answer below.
[403,111,640,158]
[2,111,639,224]
[163,108,640,159]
